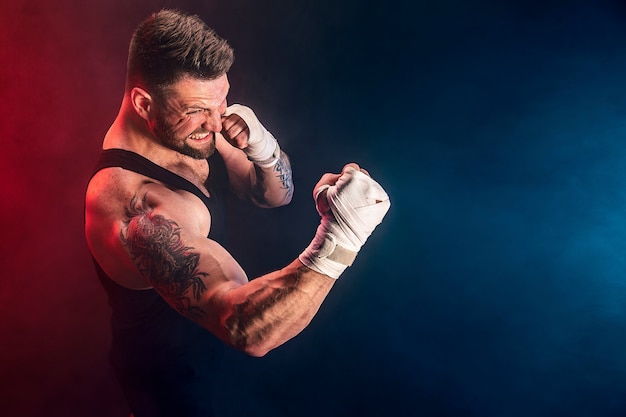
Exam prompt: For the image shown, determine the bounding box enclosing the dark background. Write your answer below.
[3,0,626,416]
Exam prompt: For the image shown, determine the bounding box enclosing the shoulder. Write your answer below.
[85,166,211,288]
[87,165,209,223]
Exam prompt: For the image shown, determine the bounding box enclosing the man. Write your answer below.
[85,9,390,417]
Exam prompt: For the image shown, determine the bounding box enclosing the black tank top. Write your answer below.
[89,149,230,417]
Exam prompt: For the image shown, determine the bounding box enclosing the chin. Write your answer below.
[181,143,216,160]
[174,132,216,159]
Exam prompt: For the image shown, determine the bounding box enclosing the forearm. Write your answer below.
[210,259,333,357]
[251,151,293,207]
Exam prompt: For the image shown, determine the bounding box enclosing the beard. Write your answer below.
[154,113,216,160]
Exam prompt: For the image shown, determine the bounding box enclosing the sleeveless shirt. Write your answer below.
[89,149,230,417]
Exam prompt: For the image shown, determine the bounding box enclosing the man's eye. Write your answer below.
[187,109,202,115]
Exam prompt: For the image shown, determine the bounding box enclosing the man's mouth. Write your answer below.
[188,131,212,140]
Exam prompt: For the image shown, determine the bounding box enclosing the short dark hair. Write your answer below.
[126,9,234,95]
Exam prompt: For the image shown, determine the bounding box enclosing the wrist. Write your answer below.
[299,221,360,279]
[249,140,280,168]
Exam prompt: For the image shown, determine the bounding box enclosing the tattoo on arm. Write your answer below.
[120,194,208,319]
[274,152,294,200]
[252,151,293,204]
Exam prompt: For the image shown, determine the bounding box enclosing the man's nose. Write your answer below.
[202,111,222,132]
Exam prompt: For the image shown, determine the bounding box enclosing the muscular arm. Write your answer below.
[87,163,388,357]
[216,134,293,208]
[120,190,330,357]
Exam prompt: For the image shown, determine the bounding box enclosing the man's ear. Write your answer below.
[130,87,153,121]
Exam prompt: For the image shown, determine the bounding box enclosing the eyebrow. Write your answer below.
[183,106,212,114]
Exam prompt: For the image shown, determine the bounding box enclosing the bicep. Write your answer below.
[119,190,248,323]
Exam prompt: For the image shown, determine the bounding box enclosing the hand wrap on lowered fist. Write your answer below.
[299,165,391,279]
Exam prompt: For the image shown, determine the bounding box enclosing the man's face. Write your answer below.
[150,74,230,159]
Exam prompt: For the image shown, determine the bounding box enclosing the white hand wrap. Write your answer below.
[224,104,281,168]
[299,167,391,279]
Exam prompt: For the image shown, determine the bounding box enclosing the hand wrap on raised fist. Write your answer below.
[299,167,391,279]
[223,104,281,168]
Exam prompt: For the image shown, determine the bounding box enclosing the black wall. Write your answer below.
[2,1,626,416]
